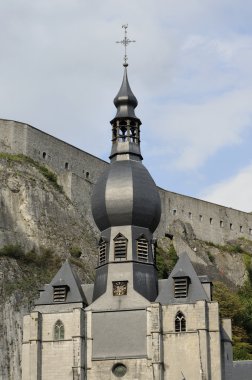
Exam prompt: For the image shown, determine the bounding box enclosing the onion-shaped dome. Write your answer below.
[113,67,138,119]
[91,160,161,233]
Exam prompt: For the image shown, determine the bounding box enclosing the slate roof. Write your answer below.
[156,252,210,305]
[35,260,87,306]
[81,284,94,305]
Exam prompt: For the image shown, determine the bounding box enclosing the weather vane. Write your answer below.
[116,24,136,67]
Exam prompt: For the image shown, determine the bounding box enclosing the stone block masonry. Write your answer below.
[1,118,252,244]
[0,119,107,183]
[158,188,252,244]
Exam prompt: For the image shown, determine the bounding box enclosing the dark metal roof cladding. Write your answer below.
[92,65,161,233]
[113,66,139,119]
[91,160,161,232]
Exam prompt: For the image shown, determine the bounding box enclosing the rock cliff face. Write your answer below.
[0,155,97,261]
[0,154,251,379]
[167,220,249,288]
[0,259,26,380]
[0,155,98,379]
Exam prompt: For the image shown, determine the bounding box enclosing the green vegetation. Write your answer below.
[0,244,24,259]
[205,240,244,253]
[155,242,178,279]
[203,239,252,359]
[69,246,82,259]
[213,281,252,360]
[207,251,215,263]
[0,244,60,267]
[0,153,62,192]
[223,243,244,254]
[242,253,252,284]
[1,244,61,303]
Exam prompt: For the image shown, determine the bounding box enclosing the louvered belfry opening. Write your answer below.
[114,233,127,260]
[99,239,107,265]
[174,277,189,298]
[137,236,148,262]
[53,285,68,303]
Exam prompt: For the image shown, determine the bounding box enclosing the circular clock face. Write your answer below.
[112,363,127,377]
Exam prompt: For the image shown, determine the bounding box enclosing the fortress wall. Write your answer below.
[25,122,107,182]
[0,119,107,183]
[1,119,252,245]
[158,189,252,244]
[0,120,27,154]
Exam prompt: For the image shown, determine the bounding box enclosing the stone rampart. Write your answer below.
[1,118,252,244]
[158,189,252,244]
[0,119,107,183]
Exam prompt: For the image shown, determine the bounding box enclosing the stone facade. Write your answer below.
[22,258,234,380]
[1,118,252,244]
[162,301,223,379]
[22,307,85,380]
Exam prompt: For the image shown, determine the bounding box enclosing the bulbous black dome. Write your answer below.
[91,160,161,233]
[112,67,138,119]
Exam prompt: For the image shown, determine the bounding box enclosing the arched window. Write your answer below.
[54,320,64,340]
[137,235,148,262]
[114,233,127,260]
[175,311,186,332]
[99,238,107,265]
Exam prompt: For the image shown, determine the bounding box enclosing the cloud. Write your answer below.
[201,163,252,212]
[153,87,252,170]
[141,33,252,173]
[0,0,252,208]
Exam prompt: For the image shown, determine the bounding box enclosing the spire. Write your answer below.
[110,67,142,160]
[113,66,138,119]
[110,26,142,161]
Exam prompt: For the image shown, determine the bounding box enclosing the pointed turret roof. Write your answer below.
[35,260,87,306]
[112,66,139,120]
[156,252,209,305]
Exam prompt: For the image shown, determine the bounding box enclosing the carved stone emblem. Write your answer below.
[113,281,127,296]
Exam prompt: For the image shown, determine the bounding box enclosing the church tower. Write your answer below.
[91,62,161,305]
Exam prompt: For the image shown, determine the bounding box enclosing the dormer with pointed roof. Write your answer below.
[156,252,210,305]
[35,260,87,307]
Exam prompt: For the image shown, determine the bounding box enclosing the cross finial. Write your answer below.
[116,24,136,67]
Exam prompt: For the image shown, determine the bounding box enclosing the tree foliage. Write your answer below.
[155,242,178,279]
[213,281,252,360]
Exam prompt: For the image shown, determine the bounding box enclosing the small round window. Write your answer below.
[112,363,127,377]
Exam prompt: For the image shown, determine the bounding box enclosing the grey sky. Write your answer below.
[1,0,252,211]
